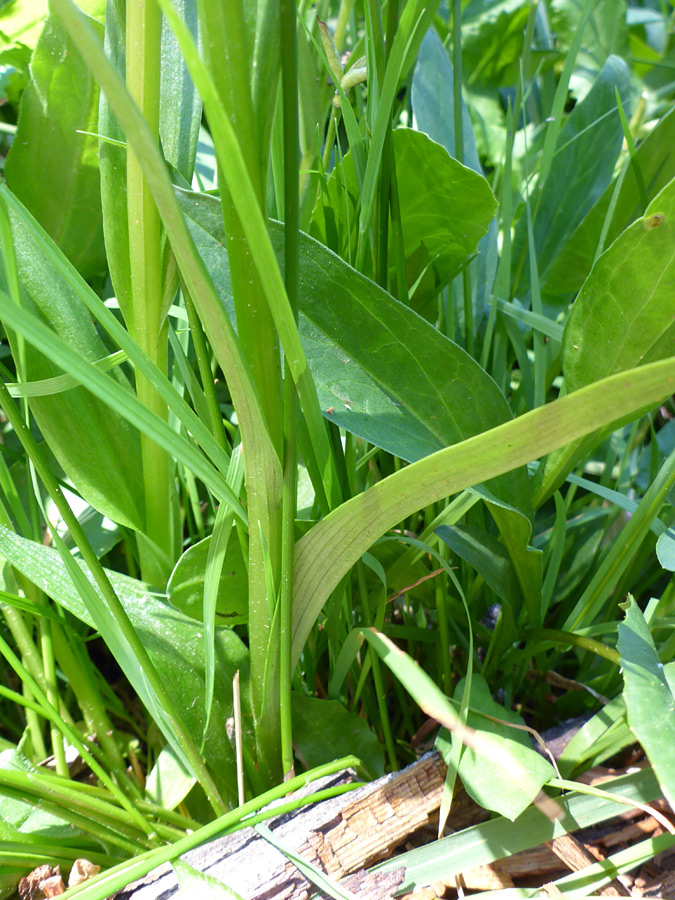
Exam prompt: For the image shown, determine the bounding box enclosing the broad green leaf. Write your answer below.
[0,191,145,533]
[4,9,106,281]
[176,188,528,517]
[435,524,520,608]
[291,693,384,779]
[167,535,248,625]
[0,528,249,806]
[563,177,675,391]
[5,8,105,279]
[534,177,675,506]
[355,629,551,808]
[544,107,675,297]
[512,55,630,295]
[437,675,554,820]
[309,128,496,300]
[145,745,196,811]
[617,597,675,810]
[411,29,498,334]
[291,358,675,666]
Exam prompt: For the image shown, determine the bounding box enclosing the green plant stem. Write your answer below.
[62,758,364,899]
[357,562,398,771]
[279,0,300,781]
[525,628,620,664]
[126,0,173,586]
[0,379,228,815]
[0,654,154,841]
[334,0,356,51]
[40,620,68,777]
[50,625,139,797]
[1,603,51,698]
[181,284,230,452]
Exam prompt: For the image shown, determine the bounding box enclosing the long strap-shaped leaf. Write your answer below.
[291,357,675,665]
[49,0,281,518]
[152,0,339,506]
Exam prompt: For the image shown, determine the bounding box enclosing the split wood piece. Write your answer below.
[545,833,632,897]
[110,752,446,900]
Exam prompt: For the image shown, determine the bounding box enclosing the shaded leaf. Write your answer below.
[411,29,498,334]
[513,56,630,295]
[436,524,520,607]
[309,128,496,298]
[167,535,248,625]
[461,0,555,88]
[550,0,630,100]
[5,9,106,281]
[617,597,675,810]
[291,694,384,778]
[0,190,145,532]
[544,106,675,297]
[436,675,554,820]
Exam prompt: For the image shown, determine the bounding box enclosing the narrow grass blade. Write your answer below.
[563,445,675,630]
[153,0,338,506]
[254,823,360,900]
[0,292,247,526]
[50,0,280,531]
[0,188,233,487]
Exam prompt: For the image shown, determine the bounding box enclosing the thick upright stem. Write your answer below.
[126,0,175,585]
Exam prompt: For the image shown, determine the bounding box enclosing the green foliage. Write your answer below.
[618,597,675,811]
[4,8,106,281]
[0,0,675,895]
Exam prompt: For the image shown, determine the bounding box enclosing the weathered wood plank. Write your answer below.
[111,753,445,900]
